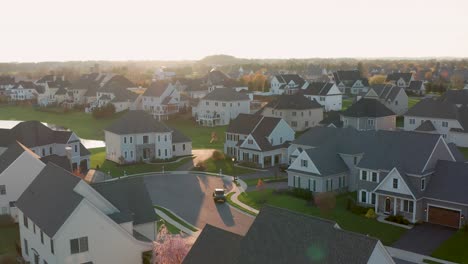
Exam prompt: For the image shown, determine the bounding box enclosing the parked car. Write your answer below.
[213,188,226,203]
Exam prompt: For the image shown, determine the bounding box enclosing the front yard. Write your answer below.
[201,158,255,176]
[0,218,19,258]
[432,229,468,264]
[238,190,406,245]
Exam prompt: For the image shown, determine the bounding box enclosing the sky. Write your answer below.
[1,0,467,62]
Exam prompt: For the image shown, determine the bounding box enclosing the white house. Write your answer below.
[270,74,308,95]
[142,81,181,120]
[105,110,192,164]
[153,66,176,81]
[16,163,156,264]
[301,82,342,111]
[359,84,408,115]
[193,88,250,126]
[224,114,295,168]
[9,81,40,101]
[386,72,414,88]
[332,70,369,95]
[341,98,396,131]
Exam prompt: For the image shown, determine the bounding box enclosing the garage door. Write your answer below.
[428,206,460,228]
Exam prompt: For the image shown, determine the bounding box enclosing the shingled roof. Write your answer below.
[426,161,468,204]
[342,98,395,117]
[405,98,459,119]
[273,74,306,87]
[0,121,74,148]
[386,72,413,83]
[301,82,337,96]
[415,120,436,132]
[265,94,322,110]
[438,89,468,105]
[143,81,170,97]
[407,80,424,91]
[105,110,172,134]
[202,88,250,101]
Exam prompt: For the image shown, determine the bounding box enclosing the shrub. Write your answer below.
[385,215,410,225]
[365,208,377,219]
[239,161,258,168]
[211,150,225,161]
[288,188,313,200]
[92,103,116,119]
[193,161,206,171]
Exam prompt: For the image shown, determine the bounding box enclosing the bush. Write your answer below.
[211,150,225,161]
[346,198,369,215]
[238,161,258,168]
[385,215,410,225]
[288,188,313,200]
[193,161,206,171]
[92,103,116,119]
[365,208,377,219]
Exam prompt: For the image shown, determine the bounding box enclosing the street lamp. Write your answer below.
[232,157,238,182]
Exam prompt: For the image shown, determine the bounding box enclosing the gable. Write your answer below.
[239,134,261,151]
[289,151,321,175]
[73,181,119,215]
[422,137,455,172]
[327,84,341,95]
[268,119,295,141]
[365,89,379,98]
[373,168,414,198]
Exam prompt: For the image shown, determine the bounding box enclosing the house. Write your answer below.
[404,98,468,147]
[319,111,343,128]
[17,163,155,264]
[407,80,426,96]
[193,88,250,126]
[288,127,468,227]
[183,206,395,264]
[386,72,414,88]
[0,75,16,96]
[176,78,209,99]
[9,81,41,101]
[341,98,396,131]
[105,110,192,163]
[142,81,180,120]
[153,66,176,81]
[0,120,90,172]
[36,76,71,106]
[359,84,408,115]
[332,70,369,94]
[260,94,323,132]
[300,82,342,111]
[224,114,294,168]
[270,74,308,95]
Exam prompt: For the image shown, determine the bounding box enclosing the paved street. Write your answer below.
[143,173,255,236]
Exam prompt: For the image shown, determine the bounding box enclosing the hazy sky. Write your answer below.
[1,0,467,62]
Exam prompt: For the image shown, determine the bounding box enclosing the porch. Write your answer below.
[374,192,417,224]
[238,149,283,168]
[196,113,222,127]
[152,104,179,121]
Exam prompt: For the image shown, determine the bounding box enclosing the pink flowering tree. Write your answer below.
[152,225,191,264]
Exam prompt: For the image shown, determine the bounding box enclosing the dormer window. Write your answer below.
[301,159,308,167]
[248,139,253,145]
[393,178,399,189]
[421,178,426,191]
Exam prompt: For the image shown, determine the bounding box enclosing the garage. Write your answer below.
[428,206,460,228]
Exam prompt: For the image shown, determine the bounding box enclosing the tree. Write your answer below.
[368,75,386,85]
[357,62,368,78]
[314,192,336,215]
[450,74,465,89]
[153,225,190,264]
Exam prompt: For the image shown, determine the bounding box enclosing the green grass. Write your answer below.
[396,116,404,128]
[238,190,406,245]
[0,105,124,140]
[157,219,181,234]
[243,176,288,187]
[202,158,255,176]
[154,206,198,232]
[0,224,19,257]
[342,98,354,110]
[166,116,227,150]
[90,148,192,177]
[423,259,443,264]
[408,97,422,108]
[432,230,468,264]
[226,192,258,216]
[458,147,468,160]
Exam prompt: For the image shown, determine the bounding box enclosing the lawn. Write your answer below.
[342,98,354,110]
[458,147,468,160]
[154,206,198,232]
[0,223,19,257]
[165,115,227,150]
[238,190,406,245]
[242,176,288,186]
[202,158,255,176]
[90,147,192,177]
[432,229,468,264]
[0,105,124,140]
[408,97,422,108]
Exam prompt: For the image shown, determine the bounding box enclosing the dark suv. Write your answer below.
[213,188,226,203]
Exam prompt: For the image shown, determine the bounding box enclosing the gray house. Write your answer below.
[359,84,408,115]
[341,98,396,131]
[288,127,468,228]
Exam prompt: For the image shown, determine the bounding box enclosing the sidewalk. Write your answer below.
[154,208,199,236]
[386,246,457,264]
[229,179,259,215]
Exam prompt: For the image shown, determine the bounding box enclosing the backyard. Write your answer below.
[238,190,407,245]
[0,217,19,259]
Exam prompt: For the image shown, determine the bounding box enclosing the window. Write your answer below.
[24,239,28,256]
[42,148,45,156]
[312,179,316,192]
[164,135,167,142]
[130,137,133,143]
[23,214,28,228]
[421,178,426,191]
[0,185,5,195]
[9,201,15,207]
[172,145,176,151]
[291,121,297,127]
[301,159,308,167]
[393,178,398,189]
[360,190,367,203]
[41,231,44,244]
[409,118,415,125]
[158,149,161,156]
[442,121,448,127]
[222,103,226,107]
[165,149,168,156]
[124,151,127,159]
[206,101,209,106]
[371,193,376,205]
[371,172,378,182]
[183,144,186,151]
[158,135,160,142]
[74,145,78,152]
[305,121,309,127]
[361,170,367,181]
[403,200,414,213]
[143,135,149,144]
[367,119,375,127]
[353,156,358,165]
[49,147,53,155]
[338,177,342,188]
[280,137,283,144]
[50,239,54,254]
[124,137,127,144]
[70,237,89,254]
[130,151,133,158]
[292,112,296,116]
[33,224,36,234]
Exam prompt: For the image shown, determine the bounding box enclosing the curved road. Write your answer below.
[143,173,254,236]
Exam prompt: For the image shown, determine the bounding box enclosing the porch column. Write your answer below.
[393,197,397,215]
[271,155,275,166]
[412,200,416,223]
[374,194,378,213]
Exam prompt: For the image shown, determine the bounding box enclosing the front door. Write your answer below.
[385,197,392,214]
[34,253,40,264]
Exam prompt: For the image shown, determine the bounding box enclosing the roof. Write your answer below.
[426,161,468,204]
[273,74,306,87]
[415,120,436,132]
[16,163,83,237]
[407,81,424,91]
[105,110,172,134]
[302,82,336,96]
[205,70,232,85]
[386,72,413,83]
[92,177,157,225]
[227,114,263,134]
[0,121,73,148]
[171,128,191,143]
[182,224,242,264]
[0,142,30,174]
[368,84,402,102]
[342,98,395,117]
[109,86,139,102]
[143,81,169,97]
[202,88,250,101]
[405,98,459,120]
[319,111,343,128]
[40,155,72,172]
[333,70,368,87]
[265,94,322,110]
[302,148,348,176]
[438,89,468,105]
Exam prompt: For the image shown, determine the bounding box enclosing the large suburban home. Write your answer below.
[288,127,468,228]
[9,81,41,101]
[94,86,140,113]
[358,84,408,115]
[341,98,396,131]
[386,72,414,88]
[16,163,156,264]
[183,206,395,264]
[0,120,90,172]
[407,80,426,95]
[0,75,16,92]
[332,70,369,94]
[105,110,192,164]
[404,98,468,147]
[142,81,180,120]
[36,76,71,106]
[193,88,250,126]
[300,82,342,111]
[260,94,323,132]
[270,74,308,95]
[224,114,294,168]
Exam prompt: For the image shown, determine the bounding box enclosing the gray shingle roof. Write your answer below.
[342,98,395,117]
[265,94,322,110]
[273,74,306,87]
[438,89,468,105]
[302,148,348,176]
[92,177,157,225]
[319,111,343,128]
[202,88,250,101]
[368,84,402,102]
[105,110,172,134]
[0,142,28,174]
[16,163,83,237]
[226,114,263,134]
[39,155,71,172]
[0,121,73,148]
[386,72,413,83]
[143,81,169,97]
[171,128,191,143]
[408,81,424,91]
[425,161,468,204]
[415,120,436,132]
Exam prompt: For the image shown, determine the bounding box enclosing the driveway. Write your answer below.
[143,173,255,236]
[392,223,456,255]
